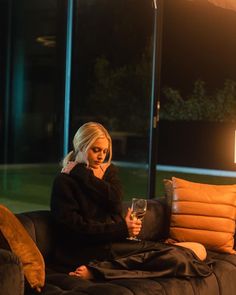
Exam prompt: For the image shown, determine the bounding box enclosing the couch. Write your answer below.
[1,198,236,295]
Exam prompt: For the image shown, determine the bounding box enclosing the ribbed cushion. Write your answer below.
[164,177,236,254]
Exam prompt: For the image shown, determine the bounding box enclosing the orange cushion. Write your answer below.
[164,177,236,254]
[0,205,45,292]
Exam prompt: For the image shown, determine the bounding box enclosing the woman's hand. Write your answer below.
[91,163,110,179]
[61,161,78,174]
[125,208,142,238]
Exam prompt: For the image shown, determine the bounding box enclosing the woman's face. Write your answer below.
[86,137,109,169]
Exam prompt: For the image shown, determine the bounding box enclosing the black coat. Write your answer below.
[50,163,129,268]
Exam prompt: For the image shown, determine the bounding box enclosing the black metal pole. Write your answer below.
[148,0,164,199]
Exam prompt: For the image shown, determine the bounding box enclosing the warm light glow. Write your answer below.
[36,36,56,48]
[188,0,236,12]
[234,130,236,163]
[208,0,236,11]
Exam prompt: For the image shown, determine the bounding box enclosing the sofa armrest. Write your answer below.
[17,210,56,261]
[0,249,24,295]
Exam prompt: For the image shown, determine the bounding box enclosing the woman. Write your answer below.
[50,122,212,280]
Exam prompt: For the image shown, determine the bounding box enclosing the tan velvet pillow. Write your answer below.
[0,205,45,292]
[164,177,236,254]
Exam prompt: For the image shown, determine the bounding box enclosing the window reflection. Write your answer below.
[1,0,66,164]
[70,0,153,163]
[0,0,66,211]
[0,0,154,211]
[69,0,154,199]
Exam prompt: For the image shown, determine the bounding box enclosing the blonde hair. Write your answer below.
[62,122,112,167]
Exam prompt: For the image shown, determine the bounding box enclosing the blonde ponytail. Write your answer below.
[62,150,75,167]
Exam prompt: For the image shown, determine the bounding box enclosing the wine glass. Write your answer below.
[127,198,147,241]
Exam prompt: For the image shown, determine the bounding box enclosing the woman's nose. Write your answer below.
[97,152,103,159]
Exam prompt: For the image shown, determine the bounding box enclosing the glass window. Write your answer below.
[157,0,236,195]
[0,0,66,212]
[2,0,235,211]
[0,0,155,211]
[70,0,154,200]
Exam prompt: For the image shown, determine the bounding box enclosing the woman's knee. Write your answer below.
[175,242,207,261]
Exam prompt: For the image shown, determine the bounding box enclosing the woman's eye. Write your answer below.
[92,148,99,153]
[91,147,108,154]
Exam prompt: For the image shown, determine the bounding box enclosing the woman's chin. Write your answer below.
[90,164,100,169]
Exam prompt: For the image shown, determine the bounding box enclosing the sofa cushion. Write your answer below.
[123,199,167,241]
[164,177,236,254]
[0,205,45,292]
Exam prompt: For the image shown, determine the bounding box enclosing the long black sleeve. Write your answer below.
[50,163,129,244]
[69,163,123,213]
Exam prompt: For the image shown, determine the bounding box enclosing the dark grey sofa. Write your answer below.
[1,198,236,295]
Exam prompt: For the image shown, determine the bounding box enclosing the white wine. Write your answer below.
[126,198,147,241]
[132,209,146,221]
